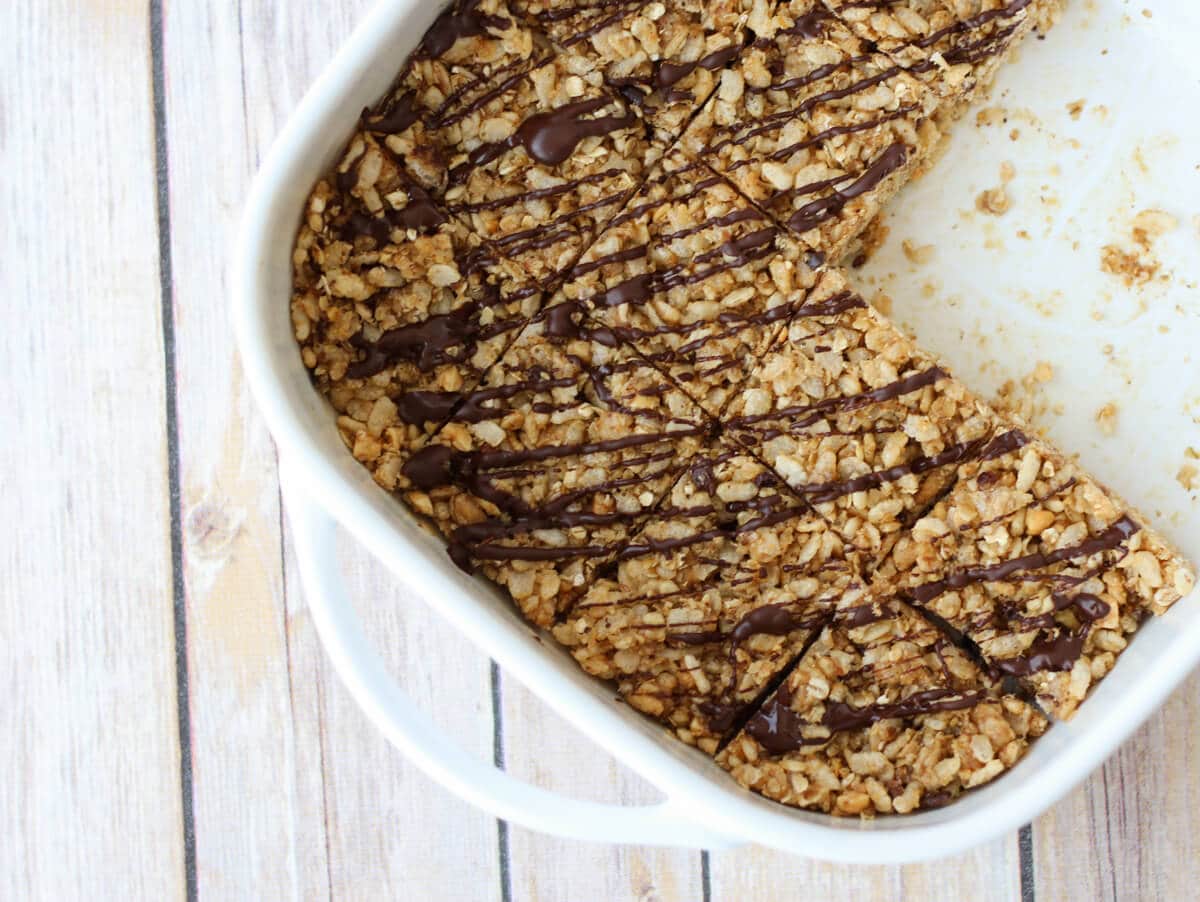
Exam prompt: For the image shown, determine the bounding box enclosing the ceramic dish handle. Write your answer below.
[283,464,740,849]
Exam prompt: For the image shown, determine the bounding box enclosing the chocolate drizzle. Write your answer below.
[417,0,509,59]
[746,685,984,755]
[458,97,636,174]
[788,143,908,233]
[908,516,1141,606]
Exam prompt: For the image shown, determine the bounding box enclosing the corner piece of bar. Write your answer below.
[717,596,1047,815]
[401,299,709,627]
[292,131,542,488]
[822,1,1065,124]
[680,0,941,261]
[554,438,862,753]
[875,427,1197,718]
[557,149,823,418]
[722,267,997,564]
[360,0,554,191]
[513,0,763,140]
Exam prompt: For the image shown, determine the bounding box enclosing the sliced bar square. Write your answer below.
[401,299,709,626]
[722,268,996,564]
[513,0,764,139]
[874,428,1196,718]
[822,1,1066,124]
[359,0,554,191]
[557,150,823,418]
[717,596,1047,814]
[438,53,665,290]
[680,0,941,260]
[554,439,863,753]
[291,131,542,488]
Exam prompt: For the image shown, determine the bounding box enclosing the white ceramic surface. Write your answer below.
[233,0,1200,862]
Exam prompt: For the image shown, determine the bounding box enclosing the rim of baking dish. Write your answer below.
[232,0,1200,862]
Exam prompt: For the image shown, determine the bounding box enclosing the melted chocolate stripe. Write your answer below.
[908,516,1141,605]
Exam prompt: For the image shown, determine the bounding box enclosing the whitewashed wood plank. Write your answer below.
[159,0,503,897]
[160,0,313,893]
[0,1,185,898]
[502,680,705,902]
[1032,671,1200,902]
[709,836,1022,901]
[277,538,503,902]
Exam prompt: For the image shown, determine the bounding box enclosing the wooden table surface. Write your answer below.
[4,2,1198,899]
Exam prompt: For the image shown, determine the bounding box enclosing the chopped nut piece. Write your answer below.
[291,132,543,478]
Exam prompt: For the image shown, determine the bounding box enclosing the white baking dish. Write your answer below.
[233,0,1200,861]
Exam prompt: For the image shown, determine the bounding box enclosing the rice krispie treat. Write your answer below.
[722,268,996,564]
[512,0,765,139]
[717,596,1048,814]
[437,52,664,290]
[554,441,863,753]
[360,0,553,191]
[822,1,1066,123]
[554,150,823,418]
[875,428,1196,718]
[401,299,709,626]
[680,0,941,260]
[291,131,543,486]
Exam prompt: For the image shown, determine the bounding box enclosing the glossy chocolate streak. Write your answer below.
[788,143,908,233]
[699,700,743,735]
[908,516,1141,605]
[590,229,779,309]
[728,363,942,430]
[364,93,420,135]
[653,43,742,91]
[457,97,635,173]
[417,0,509,59]
[802,433,989,504]
[912,0,1034,51]
[746,687,983,754]
[728,603,824,659]
[992,629,1087,676]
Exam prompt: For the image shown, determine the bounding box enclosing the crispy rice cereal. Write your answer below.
[555,441,862,753]
[717,596,1047,814]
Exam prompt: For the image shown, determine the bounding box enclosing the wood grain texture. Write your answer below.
[709,837,1022,902]
[1032,672,1200,902]
[501,679,705,902]
[162,0,502,897]
[5,0,1200,898]
[0,0,185,897]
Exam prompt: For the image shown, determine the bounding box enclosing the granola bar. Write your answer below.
[361,0,553,191]
[680,0,941,260]
[554,440,862,753]
[401,299,709,626]
[436,52,664,290]
[823,1,1066,124]
[556,150,823,418]
[291,131,542,487]
[717,596,1047,814]
[512,0,764,139]
[875,428,1196,718]
[723,267,996,563]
